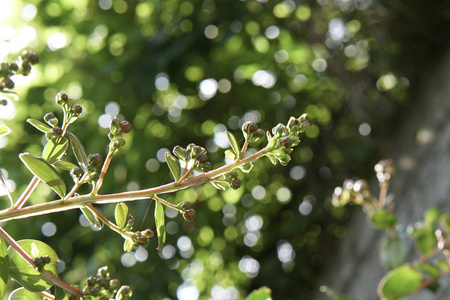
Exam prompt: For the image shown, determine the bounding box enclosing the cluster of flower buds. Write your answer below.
[130,229,155,248]
[176,201,197,222]
[374,159,395,186]
[173,143,211,172]
[54,92,83,125]
[225,171,242,190]
[84,266,132,299]
[0,50,39,91]
[108,117,132,153]
[331,179,371,207]
[33,255,51,272]
[265,114,311,166]
[241,121,265,144]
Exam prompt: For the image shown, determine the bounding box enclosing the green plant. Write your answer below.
[0,51,309,299]
[322,159,450,300]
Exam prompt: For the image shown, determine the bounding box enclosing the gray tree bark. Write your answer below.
[311,49,450,300]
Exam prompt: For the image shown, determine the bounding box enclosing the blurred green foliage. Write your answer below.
[0,0,447,299]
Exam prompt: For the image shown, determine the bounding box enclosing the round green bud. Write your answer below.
[116,285,133,300]
[21,61,31,75]
[9,63,18,72]
[55,92,69,106]
[196,150,208,163]
[197,161,211,172]
[88,153,103,167]
[109,279,121,291]
[177,201,191,211]
[70,167,82,179]
[272,123,287,137]
[27,52,39,65]
[2,78,14,89]
[70,104,82,116]
[44,112,56,122]
[0,99,7,106]
[173,145,187,160]
[89,172,99,182]
[248,128,265,143]
[97,266,110,277]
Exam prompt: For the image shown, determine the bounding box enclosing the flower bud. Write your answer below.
[137,236,149,247]
[0,99,7,106]
[70,104,82,117]
[88,153,103,167]
[27,52,39,65]
[115,285,133,300]
[1,78,14,89]
[21,61,31,75]
[9,63,18,72]
[89,172,99,182]
[242,121,258,134]
[272,123,287,137]
[127,214,135,227]
[109,279,121,291]
[182,209,196,222]
[197,161,211,172]
[119,121,132,134]
[110,117,121,135]
[55,92,69,106]
[196,149,208,163]
[173,145,187,160]
[248,128,265,143]
[51,126,63,137]
[44,112,55,123]
[142,228,154,238]
[177,201,191,211]
[281,136,293,148]
[70,167,82,179]
[230,178,242,189]
[97,266,110,277]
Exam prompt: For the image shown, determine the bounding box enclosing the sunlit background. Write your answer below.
[0,0,446,298]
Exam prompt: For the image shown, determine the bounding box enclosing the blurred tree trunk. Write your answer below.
[311,48,450,300]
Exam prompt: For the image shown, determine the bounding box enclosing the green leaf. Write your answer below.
[416,261,441,279]
[439,212,450,232]
[0,168,13,208]
[55,286,71,300]
[414,224,437,256]
[67,131,88,172]
[424,206,439,224]
[42,137,68,164]
[154,200,166,250]
[80,206,102,229]
[8,240,59,293]
[368,209,397,230]
[0,125,11,137]
[245,286,272,300]
[165,152,181,182]
[8,287,41,300]
[123,239,133,252]
[115,202,129,229]
[380,236,407,270]
[239,162,253,173]
[26,118,52,133]
[377,265,422,300]
[435,259,450,272]
[319,286,358,300]
[226,131,241,159]
[0,236,9,300]
[225,149,237,161]
[53,160,78,171]
[19,153,66,198]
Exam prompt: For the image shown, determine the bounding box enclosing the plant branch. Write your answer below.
[0,227,85,297]
[12,176,40,210]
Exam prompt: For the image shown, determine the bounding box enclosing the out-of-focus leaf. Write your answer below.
[0,236,8,300]
[225,149,237,161]
[0,125,11,137]
[380,236,407,270]
[115,202,129,229]
[424,206,439,224]
[67,131,88,172]
[226,131,241,159]
[26,118,51,133]
[19,153,66,197]
[80,206,102,229]
[320,286,358,300]
[377,265,422,300]
[245,286,272,300]
[42,137,68,164]
[165,152,181,182]
[8,240,59,293]
[53,160,78,171]
[436,259,450,273]
[413,225,437,256]
[439,212,450,232]
[154,200,166,250]
[416,261,441,279]
[368,209,397,230]
[8,287,41,300]
[123,239,133,253]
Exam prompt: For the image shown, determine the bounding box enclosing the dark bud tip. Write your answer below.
[230,177,242,189]
[177,201,191,211]
[55,92,68,105]
[281,136,293,148]
[243,121,258,134]
[2,78,14,89]
[51,126,63,137]
[44,112,56,122]
[182,209,196,222]
[70,104,82,116]
[119,121,132,133]
[142,228,154,238]
[9,63,18,72]
[88,153,103,167]
[27,52,39,65]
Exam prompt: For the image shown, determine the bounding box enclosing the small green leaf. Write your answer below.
[80,206,102,229]
[165,152,181,182]
[416,261,442,279]
[245,286,272,300]
[265,153,277,165]
[424,207,439,224]
[115,203,129,229]
[439,213,450,232]
[0,125,11,137]
[319,286,358,300]
[226,131,241,158]
[0,169,13,208]
[225,149,237,161]
[380,236,407,270]
[42,137,68,164]
[8,240,59,293]
[210,181,227,191]
[435,259,450,272]
[154,200,166,250]
[53,160,78,171]
[67,132,88,172]
[55,286,71,300]
[0,237,9,300]
[26,118,52,133]
[239,162,253,173]
[377,265,422,300]
[8,287,41,300]
[414,224,437,256]
[19,153,66,198]
[123,239,133,252]
[368,209,397,230]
